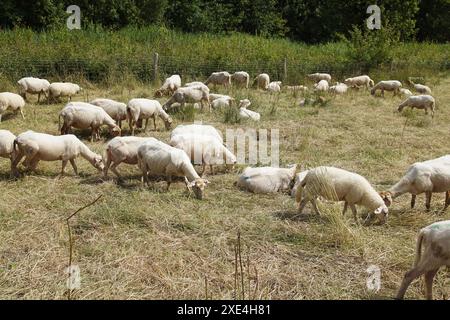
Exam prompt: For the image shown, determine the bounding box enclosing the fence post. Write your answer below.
[153,52,159,83]
[283,57,287,82]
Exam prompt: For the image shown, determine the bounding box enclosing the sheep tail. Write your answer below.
[413,229,425,267]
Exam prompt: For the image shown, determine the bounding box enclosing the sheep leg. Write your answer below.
[350,204,359,224]
[396,267,426,299]
[210,165,214,175]
[166,176,172,191]
[144,118,149,132]
[27,157,40,173]
[19,108,25,119]
[342,202,348,216]
[103,156,112,177]
[311,199,321,215]
[69,159,78,176]
[153,117,157,131]
[411,194,416,209]
[297,199,308,214]
[38,92,41,103]
[444,191,450,210]
[11,151,25,176]
[425,192,432,211]
[424,268,438,300]
[90,127,95,143]
[110,162,122,179]
[59,160,68,178]
[200,164,206,177]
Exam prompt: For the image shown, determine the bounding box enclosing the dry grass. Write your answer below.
[0,76,449,300]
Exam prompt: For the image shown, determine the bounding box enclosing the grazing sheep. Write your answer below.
[313,80,329,92]
[253,73,270,90]
[370,80,402,97]
[379,155,450,211]
[104,136,158,179]
[90,98,128,129]
[296,166,389,224]
[212,96,234,109]
[48,82,81,102]
[127,98,173,135]
[205,71,232,88]
[236,165,298,194]
[307,73,331,83]
[397,95,435,118]
[154,75,182,97]
[0,130,17,175]
[399,88,413,97]
[184,82,210,93]
[0,92,25,122]
[290,170,310,197]
[267,81,282,93]
[239,99,260,121]
[411,82,432,95]
[137,139,210,199]
[231,71,250,88]
[209,93,232,102]
[12,130,104,176]
[163,87,210,112]
[396,220,450,300]
[17,77,50,102]
[344,75,374,88]
[59,102,121,142]
[329,82,348,94]
[171,124,223,144]
[170,133,236,175]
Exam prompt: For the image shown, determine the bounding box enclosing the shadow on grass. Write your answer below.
[273,210,328,223]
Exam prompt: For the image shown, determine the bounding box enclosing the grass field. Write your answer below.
[0,75,449,300]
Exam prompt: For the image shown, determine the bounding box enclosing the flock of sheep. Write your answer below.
[0,71,447,300]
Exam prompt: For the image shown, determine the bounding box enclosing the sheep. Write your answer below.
[231,71,250,88]
[12,130,104,177]
[296,166,389,224]
[90,98,128,129]
[267,81,282,93]
[379,155,450,211]
[17,77,50,102]
[411,82,432,95]
[236,165,298,194]
[290,170,309,197]
[313,80,329,92]
[48,82,81,102]
[212,96,234,109]
[396,220,450,300]
[399,88,413,97]
[59,102,121,142]
[239,99,260,121]
[137,139,210,199]
[0,92,25,122]
[154,75,182,97]
[104,136,158,179]
[184,82,210,93]
[370,80,402,97]
[0,130,17,175]
[163,87,211,112]
[170,124,223,144]
[204,71,232,88]
[307,73,331,83]
[253,73,270,90]
[209,93,232,102]
[127,98,173,135]
[344,75,374,89]
[397,95,435,118]
[170,133,236,175]
[329,82,348,94]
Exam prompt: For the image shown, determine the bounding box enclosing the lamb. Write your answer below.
[307,73,331,83]
[154,75,181,97]
[379,155,450,211]
[370,80,402,97]
[253,73,270,90]
[236,165,298,194]
[397,95,435,118]
[170,133,236,175]
[0,130,17,175]
[90,98,128,129]
[17,77,50,102]
[396,220,450,300]
[205,71,232,88]
[267,81,282,93]
[399,88,413,97]
[59,102,121,142]
[170,124,223,144]
[12,130,104,177]
[48,82,81,102]
[239,99,260,121]
[163,87,211,112]
[313,80,329,92]
[104,136,158,179]
[137,139,210,199]
[231,71,250,88]
[344,75,374,89]
[212,96,234,109]
[329,82,348,94]
[296,166,389,224]
[0,92,25,122]
[127,98,173,135]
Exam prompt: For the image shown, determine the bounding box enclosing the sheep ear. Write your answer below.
[374,206,385,215]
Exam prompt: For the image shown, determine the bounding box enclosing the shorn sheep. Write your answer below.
[380,155,450,211]
[307,73,331,83]
[48,82,81,102]
[0,130,17,175]
[211,96,234,109]
[236,165,298,194]
[238,99,260,121]
[184,82,210,93]
[253,73,270,90]
[396,220,450,300]
[154,74,181,97]
[313,80,329,92]
[231,71,250,88]
[397,95,435,118]
[344,75,374,89]
[127,98,173,135]
[0,92,25,122]
[12,130,104,177]
[370,80,402,97]
[17,77,50,102]
[329,82,348,94]
[90,98,128,129]
[163,87,210,112]
[170,124,223,144]
[399,88,413,97]
[267,81,282,93]
[205,71,231,88]
[296,166,389,224]
[137,139,210,199]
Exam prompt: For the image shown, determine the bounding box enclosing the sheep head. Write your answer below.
[186,178,210,200]
[110,125,121,137]
[379,191,393,207]
[92,155,105,172]
[164,117,173,130]
[373,204,389,224]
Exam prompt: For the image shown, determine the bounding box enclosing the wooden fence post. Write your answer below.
[283,57,287,82]
[153,52,159,83]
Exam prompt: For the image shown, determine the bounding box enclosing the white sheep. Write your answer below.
[90,98,128,129]
[236,165,298,194]
[0,92,25,122]
[209,93,232,102]
[307,73,331,83]
[399,88,413,97]
[239,99,260,121]
[127,98,173,135]
[170,124,223,144]
[12,130,104,176]
[253,73,270,90]
[59,102,121,142]
[313,80,329,92]
[137,139,210,199]
[48,82,81,102]
[154,75,182,97]
[329,82,348,94]
[104,136,158,179]
[184,82,210,93]
[396,220,450,300]
[370,80,402,97]
[17,77,50,102]
[412,83,432,95]
[380,155,450,211]
[231,71,250,88]
[296,166,389,224]
[267,81,282,93]
[170,133,236,175]
[397,95,435,117]
[212,96,234,109]
[205,71,232,88]
[344,75,374,88]
[163,87,211,112]
[0,130,17,175]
